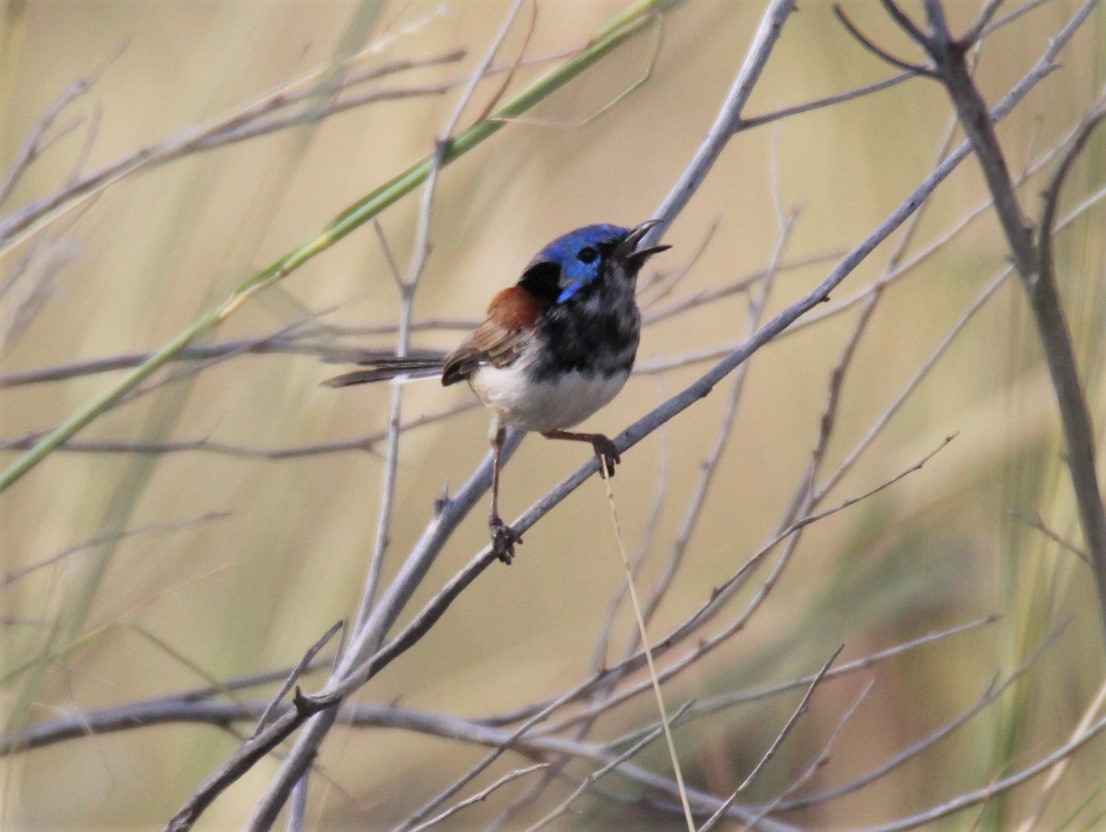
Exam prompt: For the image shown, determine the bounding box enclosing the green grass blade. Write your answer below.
[0,0,679,494]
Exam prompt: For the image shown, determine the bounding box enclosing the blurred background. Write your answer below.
[2,0,1105,829]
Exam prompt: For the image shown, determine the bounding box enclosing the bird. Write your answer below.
[324,220,670,563]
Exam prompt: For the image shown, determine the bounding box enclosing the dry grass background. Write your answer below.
[1,0,1105,829]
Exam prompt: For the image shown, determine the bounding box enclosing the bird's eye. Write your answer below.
[577,247,598,264]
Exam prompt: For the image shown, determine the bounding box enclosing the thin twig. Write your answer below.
[0,511,229,590]
[609,616,996,746]
[778,621,1066,811]
[392,684,584,832]
[846,711,1106,832]
[599,469,694,831]
[0,400,479,460]
[751,680,876,827]
[1012,510,1091,565]
[408,764,550,832]
[840,0,1106,646]
[522,702,695,832]
[817,266,1010,503]
[251,621,344,738]
[699,647,842,831]
[0,43,125,207]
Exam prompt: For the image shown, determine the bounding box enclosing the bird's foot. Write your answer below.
[590,435,621,479]
[489,515,523,564]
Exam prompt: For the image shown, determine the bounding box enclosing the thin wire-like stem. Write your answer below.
[393,685,585,832]
[590,410,670,673]
[778,623,1066,812]
[599,469,694,831]
[522,702,695,832]
[532,436,953,738]
[408,764,549,832]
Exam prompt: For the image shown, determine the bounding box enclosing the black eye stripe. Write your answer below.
[577,247,598,263]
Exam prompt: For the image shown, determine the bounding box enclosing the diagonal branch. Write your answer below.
[838,0,1106,649]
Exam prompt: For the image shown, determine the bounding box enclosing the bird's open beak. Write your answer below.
[617,219,671,265]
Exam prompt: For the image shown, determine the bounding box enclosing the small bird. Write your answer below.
[325,220,670,563]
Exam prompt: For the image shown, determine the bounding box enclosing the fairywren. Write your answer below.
[325,220,670,563]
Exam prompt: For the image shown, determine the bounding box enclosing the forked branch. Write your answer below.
[836,0,1106,650]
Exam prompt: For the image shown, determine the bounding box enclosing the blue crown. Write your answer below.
[532,224,630,304]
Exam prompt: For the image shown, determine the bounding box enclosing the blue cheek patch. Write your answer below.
[556,259,602,304]
[557,283,583,303]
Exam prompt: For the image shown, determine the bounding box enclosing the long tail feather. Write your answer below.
[322,355,445,387]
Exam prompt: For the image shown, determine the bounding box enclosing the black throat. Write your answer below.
[528,264,641,381]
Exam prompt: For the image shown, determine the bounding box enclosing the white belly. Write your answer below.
[470,362,629,433]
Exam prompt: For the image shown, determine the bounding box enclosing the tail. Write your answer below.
[321,351,446,387]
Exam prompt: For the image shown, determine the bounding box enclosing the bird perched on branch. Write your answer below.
[324,220,670,563]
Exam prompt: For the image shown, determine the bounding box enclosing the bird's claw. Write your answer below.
[490,516,523,564]
[591,435,621,478]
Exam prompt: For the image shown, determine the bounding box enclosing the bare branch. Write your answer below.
[250,621,343,738]
[778,622,1066,811]
[0,511,229,590]
[1012,510,1091,565]
[843,0,1106,646]
[833,6,935,78]
[699,647,842,832]
[522,702,695,832]
[0,42,126,207]
[846,712,1106,832]
[647,0,798,240]
[408,763,549,832]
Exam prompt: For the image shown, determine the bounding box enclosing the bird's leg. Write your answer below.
[541,429,621,479]
[489,425,522,564]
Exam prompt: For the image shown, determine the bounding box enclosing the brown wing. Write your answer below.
[441,286,545,386]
